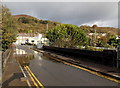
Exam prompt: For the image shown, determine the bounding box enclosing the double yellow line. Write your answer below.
[24,66,44,88]
[45,53,120,83]
[63,62,120,83]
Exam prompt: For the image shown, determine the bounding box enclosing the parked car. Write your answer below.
[21,42,25,45]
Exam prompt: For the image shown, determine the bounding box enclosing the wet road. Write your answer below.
[15,45,119,86]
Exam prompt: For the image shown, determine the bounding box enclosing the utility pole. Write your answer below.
[94,29,97,47]
[46,23,48,31]
[92,25,97,47]
[43,23,47,46]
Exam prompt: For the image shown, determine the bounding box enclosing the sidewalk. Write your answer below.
[2,47,28,87]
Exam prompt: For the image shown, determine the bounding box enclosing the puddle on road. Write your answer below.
[14,49,27,55]
[14,48,61,68]
[14,48,34,67]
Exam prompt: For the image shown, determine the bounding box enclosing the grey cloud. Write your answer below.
[4,2,118,27]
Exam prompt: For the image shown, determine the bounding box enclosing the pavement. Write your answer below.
[2,46,28,88]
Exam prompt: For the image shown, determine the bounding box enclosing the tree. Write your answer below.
[32,18,38,23]
[108,35,119,47]
[39,20,48,24]
[80,25,91,33]
[92,24,98,28]
[18,17,30,24]
[2,7,17,50]
[46,24,88,48]
[96,36,108,47]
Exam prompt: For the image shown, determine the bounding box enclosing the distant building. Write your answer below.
[116,35,120,39]
[87,33,107,39]
[41,38,49,45]
[15,33,30,44]
[101,33,106,36]
[15,33,49,45]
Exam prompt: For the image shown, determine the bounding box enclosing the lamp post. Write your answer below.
[46,23,48,31]
[42,21,48,46]
[92,25,97,47]
[117,43,120,68]
[94,29,97,47]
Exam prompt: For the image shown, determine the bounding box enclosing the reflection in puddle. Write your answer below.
[14,49,27,55]
[14,49,34,67]
[14,48,60,68]
[33,50,44,61]
[16,54,34,67]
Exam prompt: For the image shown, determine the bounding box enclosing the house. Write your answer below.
[15,33,30,45]
[15,33,49,45]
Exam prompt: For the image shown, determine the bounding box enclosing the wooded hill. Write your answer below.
[14,14,119,36]
[14,14,61,34]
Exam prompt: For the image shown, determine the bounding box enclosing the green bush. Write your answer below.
[46,24,88,48]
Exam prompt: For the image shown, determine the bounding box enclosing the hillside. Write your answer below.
[14,14,61,34]
[14,14,119,36]
[96,27,119,35]
[14,14,38,19]
[80,25,119,36]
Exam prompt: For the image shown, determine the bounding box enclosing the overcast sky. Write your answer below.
[3,2,118,28]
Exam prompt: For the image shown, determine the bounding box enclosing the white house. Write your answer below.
[15,33,49,45]
[15,33,30,45]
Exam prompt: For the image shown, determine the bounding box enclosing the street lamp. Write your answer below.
[117,43,120,68]
[94,29,97,47]
[92,25,97,47]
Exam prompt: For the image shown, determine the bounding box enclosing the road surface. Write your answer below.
[15,45,119,87]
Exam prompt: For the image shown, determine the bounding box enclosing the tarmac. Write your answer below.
[32,48,120,82]
[2,46,120,88]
